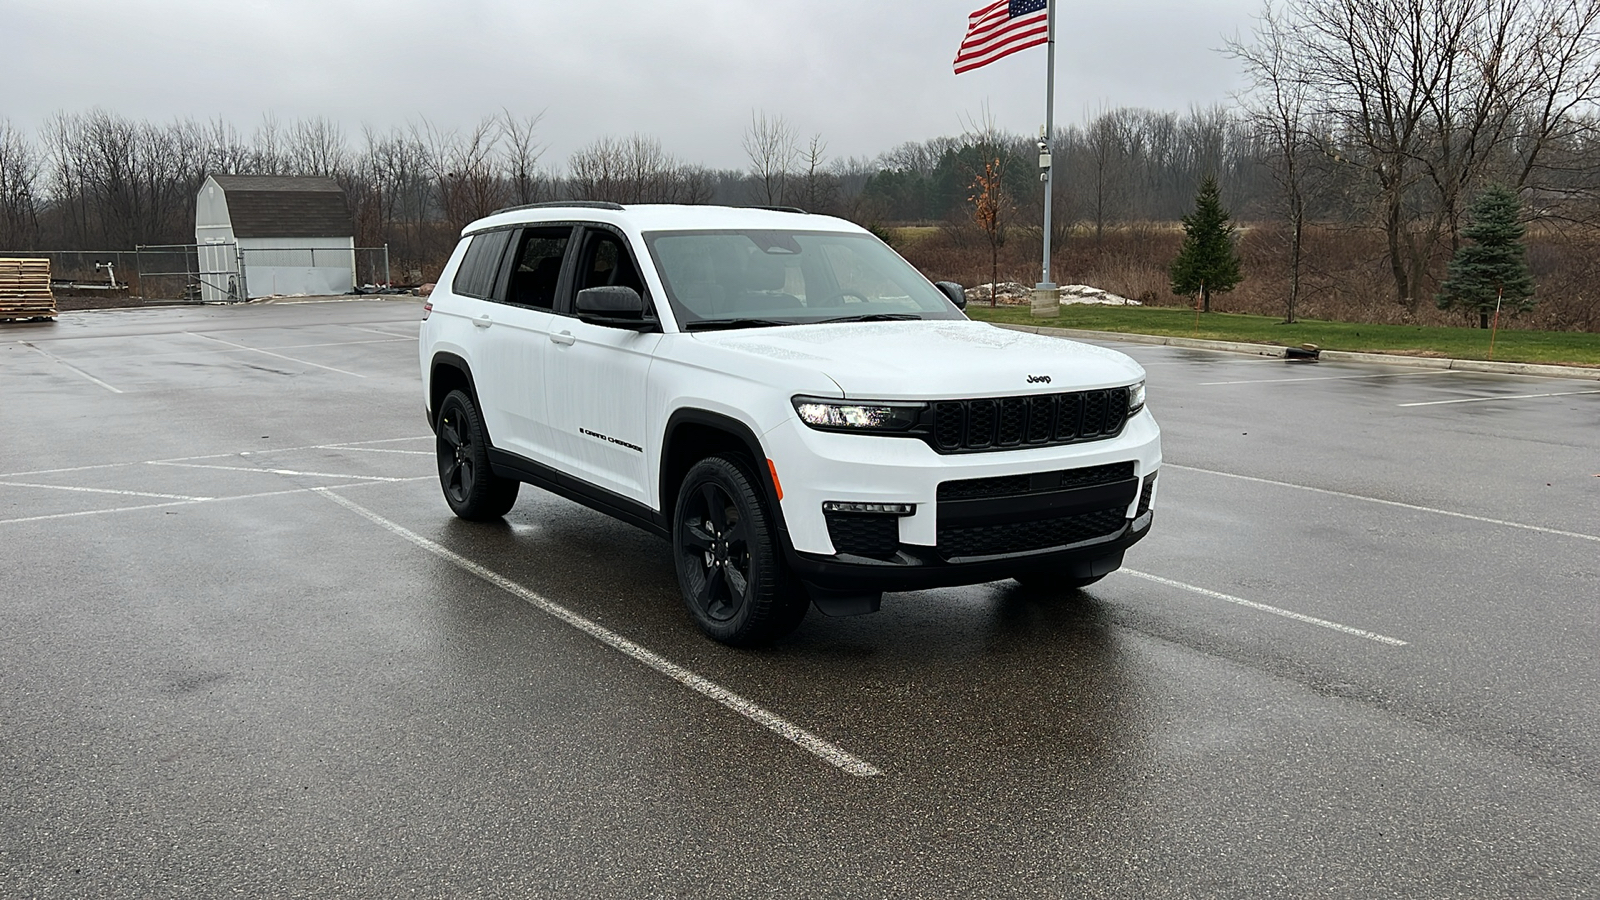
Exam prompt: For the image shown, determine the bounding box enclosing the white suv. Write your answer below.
[419,203,1161,645]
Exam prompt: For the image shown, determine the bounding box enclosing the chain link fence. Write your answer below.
[0,245,392,302]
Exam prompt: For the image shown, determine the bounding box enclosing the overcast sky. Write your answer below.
[8,0,1262,170]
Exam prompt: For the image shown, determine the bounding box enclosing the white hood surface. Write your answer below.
[691,320,1144,399]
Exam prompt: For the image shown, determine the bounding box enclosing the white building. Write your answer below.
[195,175,356,301]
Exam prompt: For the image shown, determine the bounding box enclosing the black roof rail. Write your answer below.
[744,205,809,214]
[491,200,626,215]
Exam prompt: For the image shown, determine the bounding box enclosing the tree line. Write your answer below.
[0,110,882,283]
[1,0,1598,326]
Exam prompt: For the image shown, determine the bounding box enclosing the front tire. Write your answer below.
[673,456,806,646]
[435,389,519,521]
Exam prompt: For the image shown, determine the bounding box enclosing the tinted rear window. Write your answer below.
[451,230,512,299]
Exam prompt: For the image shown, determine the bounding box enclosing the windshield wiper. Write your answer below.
[684,318,794,332]
[812,313,924,324]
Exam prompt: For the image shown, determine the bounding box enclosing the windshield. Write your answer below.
[643,229,965,330]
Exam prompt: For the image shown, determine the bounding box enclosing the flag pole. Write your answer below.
[1035,0,1058,309]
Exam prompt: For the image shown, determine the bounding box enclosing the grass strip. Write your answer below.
[965,304,1600,368]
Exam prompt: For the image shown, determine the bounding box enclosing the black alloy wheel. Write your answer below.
[435,389,519,520]
[673,456,806,646]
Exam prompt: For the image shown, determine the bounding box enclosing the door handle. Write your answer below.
[474,313,492,328]
[550,331,575,346]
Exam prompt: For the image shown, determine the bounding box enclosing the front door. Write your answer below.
[543,226,659,504]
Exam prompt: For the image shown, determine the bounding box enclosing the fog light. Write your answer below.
[822,501,916,516]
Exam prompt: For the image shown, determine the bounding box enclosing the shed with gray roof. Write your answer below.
[195,175,357,300]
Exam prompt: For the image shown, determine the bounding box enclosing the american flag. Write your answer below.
[953,0,1049,74]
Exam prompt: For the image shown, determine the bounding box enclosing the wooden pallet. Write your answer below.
[0,258,56,321]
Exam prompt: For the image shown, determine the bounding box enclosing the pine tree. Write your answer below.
[1170,176,1242,312]
[1436,185,1535,329]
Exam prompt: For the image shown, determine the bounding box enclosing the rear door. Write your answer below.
[542,225,660,503]
[472,225,574,463]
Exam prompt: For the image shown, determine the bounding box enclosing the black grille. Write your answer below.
[967,400,996,449]
[997,398,1027,445]
[1025,396,1054,443]
[938,462,1136,502]
[937,508,1128,559]
[825,513,899,559]
[930,388,1130,454]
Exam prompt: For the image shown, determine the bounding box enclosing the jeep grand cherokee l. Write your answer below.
[420,202,1160,645]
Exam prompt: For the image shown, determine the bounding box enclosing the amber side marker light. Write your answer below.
[767,459,784,500]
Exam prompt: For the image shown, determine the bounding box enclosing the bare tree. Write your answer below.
[286,116,348,178]
[499,109,547,206]
[1284,0,1600,313]
[0,120,41,248]
[416,117,508,234]
[743,111,798,205]
[197,117,253,176]
[799,133,838,213]
[1230,3,1313,322]
[251,114,288,175]
[1084,107,1128,241]
[569,134,708,204]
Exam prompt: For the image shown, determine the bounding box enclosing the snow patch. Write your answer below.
[1060,285,1141,306]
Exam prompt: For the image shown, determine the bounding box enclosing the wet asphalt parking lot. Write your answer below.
[2,299,1598,898]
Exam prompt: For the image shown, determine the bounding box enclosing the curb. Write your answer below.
[995,323,1600,382]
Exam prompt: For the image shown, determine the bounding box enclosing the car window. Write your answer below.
[644,230,963,329]
[450,230,512,300]
[576,231,645,296]
[504,227,571,310]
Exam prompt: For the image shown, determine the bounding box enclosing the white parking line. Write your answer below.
[1199,371,1460,386]
[325,446,432,456]
[5,337,411,367]
[1121,569,1409,646]
[183,331,365,378]
[1169,464,1600,545]
[0,478,429,526]
[317,490,883,778]
[1399,389,1600,407]
[262,337,412,351]
[0,481,210,501]
[344,324,418,339]
[148,461,414,482]
[20,342,123,393]
[0,436,432,479]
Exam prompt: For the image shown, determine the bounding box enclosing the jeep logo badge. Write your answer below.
[1026,374,1052,384]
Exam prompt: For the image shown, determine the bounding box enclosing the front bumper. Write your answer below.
[787,510,1153,592]
[762,408,1161,591]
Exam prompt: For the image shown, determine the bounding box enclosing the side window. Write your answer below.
[505,227,571,310]
[450,230,512,299]
[576,231,645,297]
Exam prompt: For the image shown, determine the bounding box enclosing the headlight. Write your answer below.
[1128,381,1146,415]
[792,396,926,433]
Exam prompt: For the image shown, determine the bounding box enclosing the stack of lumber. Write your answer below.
[0,258,57,321]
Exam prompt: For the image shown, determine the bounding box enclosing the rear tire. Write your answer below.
[673,455,807,646]
[435,390,519,521]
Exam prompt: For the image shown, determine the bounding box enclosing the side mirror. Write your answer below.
[934,281,967,310]
[576,285,648,327]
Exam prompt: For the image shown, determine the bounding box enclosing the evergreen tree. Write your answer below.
[1436,185,1535,329]
[1170,176,1242,312]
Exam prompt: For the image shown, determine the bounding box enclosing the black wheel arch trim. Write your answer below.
[428,353,489,440]
[660,408,789,541]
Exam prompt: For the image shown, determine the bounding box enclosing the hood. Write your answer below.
[691,320,1144,398]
